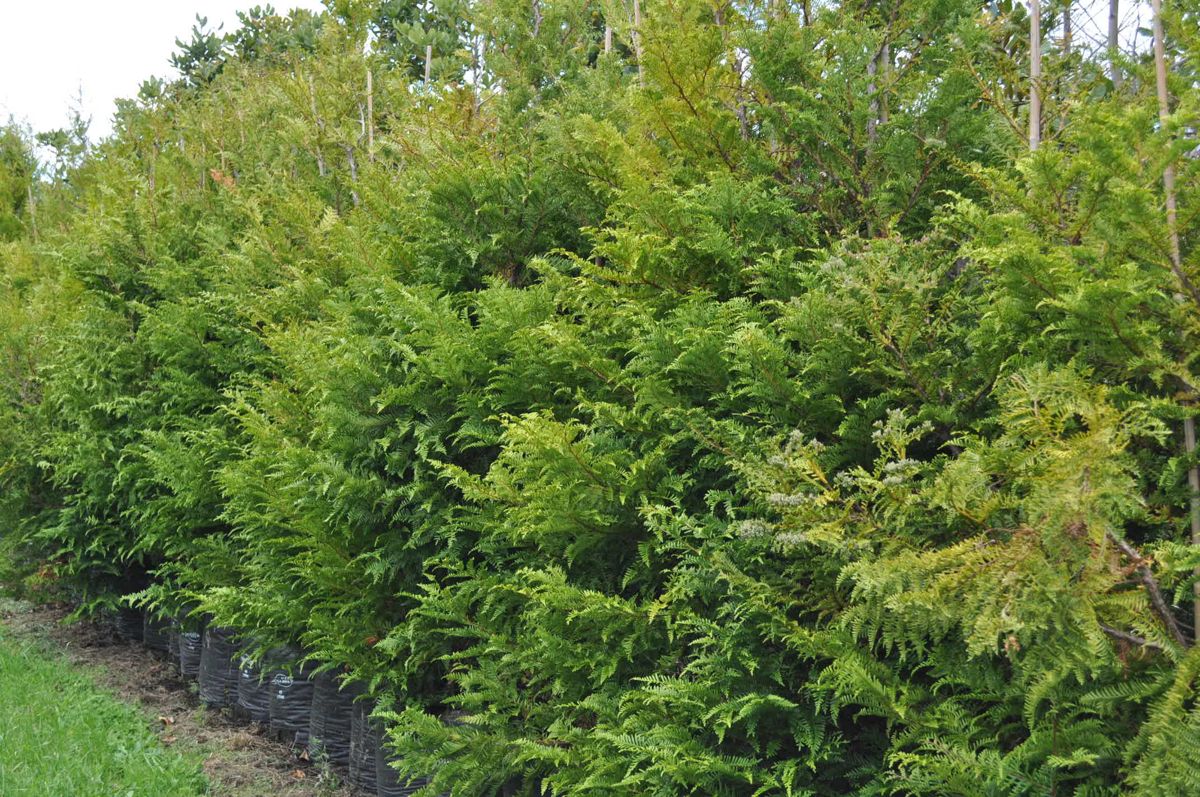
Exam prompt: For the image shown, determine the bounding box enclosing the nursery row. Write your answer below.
[113,606,430,796]
[3,0,1200,794]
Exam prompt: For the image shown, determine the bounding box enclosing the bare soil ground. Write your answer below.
[0,599,358,797]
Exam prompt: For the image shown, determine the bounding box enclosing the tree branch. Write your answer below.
[1106,530,1190,648]
[1100,623,1165,652]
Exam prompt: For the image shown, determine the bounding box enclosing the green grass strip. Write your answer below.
[0,630,205,797]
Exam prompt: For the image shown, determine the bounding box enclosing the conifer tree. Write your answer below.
[3,0,1200,793]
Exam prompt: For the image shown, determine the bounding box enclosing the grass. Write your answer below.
[0,624,206,797]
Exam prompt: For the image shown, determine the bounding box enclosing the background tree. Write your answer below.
[0,123,35,241]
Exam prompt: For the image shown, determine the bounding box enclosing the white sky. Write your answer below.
[0,0,326,142]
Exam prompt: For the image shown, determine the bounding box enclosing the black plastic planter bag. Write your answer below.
[198,626,240,707]
[114,607,144,642]
[166,625,181,667]
[235,652,273,723]
[308,671,355,768]
[179,630,203,679]
[377,732,431,797]
[349,697,379,792]
[269,652,316,748]
[142,613,171,653]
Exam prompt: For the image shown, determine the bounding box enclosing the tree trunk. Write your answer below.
[344,145,360,208]
[1153,0,1199,638]
[867,51,878,145]
[26,183,37,242]
[879,42,890,126]
[1059,0,1071,131]
[867,40,889,142]
[472,30,484,115]
[1109,0,1122,88]
[308,75,326,178]
[1063,0,1071,58]
[1152,0,1180,273]
[1187,419,1200,637]
[633,0,645,86]
[1029,0,1041,150]
[366,67,375,162]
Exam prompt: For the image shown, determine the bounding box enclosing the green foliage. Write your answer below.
[171,15,229,88]
[3,0,1200,794]
[0,123,35,241]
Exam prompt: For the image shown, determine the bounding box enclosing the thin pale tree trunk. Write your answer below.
[879,42,890,126]
[1152,0,1200,639]
[866,41,890,237]
[1059,0,1071,131]
[867,53,878,145]
[26,183,37,242]
[1153,0,1181,276]
[470,30,484,116]
[1109,0,1122,88]
[1063,0,1071,57]
[633,0,645,86]
[344,145,360,207]
[1187,419,1200,637]
[308,74,326,177]
[366,67,375,162]
[423,0,433,85]
[867,41,890,141]
[1029,0,1041,150]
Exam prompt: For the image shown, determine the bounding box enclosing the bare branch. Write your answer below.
[1106,530,1190,648]
[1100,623,1165,651]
